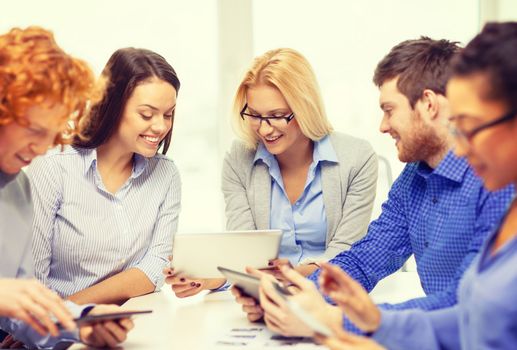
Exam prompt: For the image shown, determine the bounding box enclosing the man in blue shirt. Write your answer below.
[234,37,514,330]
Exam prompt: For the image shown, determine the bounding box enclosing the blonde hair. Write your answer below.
[233,48,333,149]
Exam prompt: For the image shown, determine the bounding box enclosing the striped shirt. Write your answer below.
[28,146,181,297]
[309,151,514,311]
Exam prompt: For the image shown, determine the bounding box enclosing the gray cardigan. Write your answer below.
[222,132,378,262]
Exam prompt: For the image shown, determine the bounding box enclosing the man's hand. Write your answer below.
[259,266,342,337]
[319,263,381,333]
[0,279,75,336]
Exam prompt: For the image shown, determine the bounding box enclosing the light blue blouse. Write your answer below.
[254,136,338,264]
[29,146,181,297]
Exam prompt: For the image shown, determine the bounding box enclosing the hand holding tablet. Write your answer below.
[218,266,291,300]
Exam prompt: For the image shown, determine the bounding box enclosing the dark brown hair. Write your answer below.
[75,47,180,154]
[373,37,460,108]
[452,22,517,111]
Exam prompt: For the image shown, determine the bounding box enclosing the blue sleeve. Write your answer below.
[378,185,514,311]
[308,167,412,292]
[476,302,517,349]
[372,306,461,350]
[0,301,92,349]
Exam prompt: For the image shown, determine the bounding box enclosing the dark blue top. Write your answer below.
[374,204,517,349]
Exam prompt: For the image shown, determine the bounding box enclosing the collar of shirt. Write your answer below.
[0,171,16,188]
[253,134,338,168]
[416,150,469,184]
[81,148,149,179]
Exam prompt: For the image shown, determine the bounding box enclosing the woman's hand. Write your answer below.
[0,279,75,336]
[79,305,134,348]
[319,263,381,333]
[262,258,318,278]
[259,266,342,337]
[257,258,293,282]
[230,267,266,322]
[163,264,225,298]
[294,263,319,277]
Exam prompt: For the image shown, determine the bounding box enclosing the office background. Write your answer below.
[1,0,516,232]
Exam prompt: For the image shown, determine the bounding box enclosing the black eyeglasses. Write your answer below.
[449,109,517,144]
[240,104,295,128]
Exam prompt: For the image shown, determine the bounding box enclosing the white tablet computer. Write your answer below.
[171,230,282,278]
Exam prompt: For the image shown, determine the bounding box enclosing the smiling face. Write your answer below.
[378,78,446,164]
[0,103,68,174]
[447,74,517,191]
[245,84,309,157]
[110,77,176,157]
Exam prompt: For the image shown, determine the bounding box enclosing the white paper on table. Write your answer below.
[214,325,325,349]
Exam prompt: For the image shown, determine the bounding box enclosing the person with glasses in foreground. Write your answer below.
[0,26,133,349]
[262,21,517,349]
[165,48,378,298]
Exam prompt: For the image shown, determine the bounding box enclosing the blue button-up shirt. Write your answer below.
[254,136,338,265]
[29,146,181,298]
[309,151,514,311]
[373,207,517,349]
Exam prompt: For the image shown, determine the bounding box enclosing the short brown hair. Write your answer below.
[373,37,460,107]
[0,26,102,145]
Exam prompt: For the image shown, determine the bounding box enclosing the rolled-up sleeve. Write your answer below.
[131,165,181,289]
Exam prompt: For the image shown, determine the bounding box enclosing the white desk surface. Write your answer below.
[70,271,424,349]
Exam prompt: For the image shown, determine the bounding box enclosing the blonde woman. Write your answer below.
[165,48,377,299]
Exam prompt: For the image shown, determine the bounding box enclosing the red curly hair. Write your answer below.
[0,26,103,144]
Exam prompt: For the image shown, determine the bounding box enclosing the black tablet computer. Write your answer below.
[218,266,291,300]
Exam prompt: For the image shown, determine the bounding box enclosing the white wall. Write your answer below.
[1,1,490,231]
[249,0,480,219]
[0,0,223,232]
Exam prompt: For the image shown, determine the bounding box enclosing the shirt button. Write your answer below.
[424,241,429,248]
[432,197,438,204]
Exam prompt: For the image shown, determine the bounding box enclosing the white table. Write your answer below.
[70,271,424,349]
